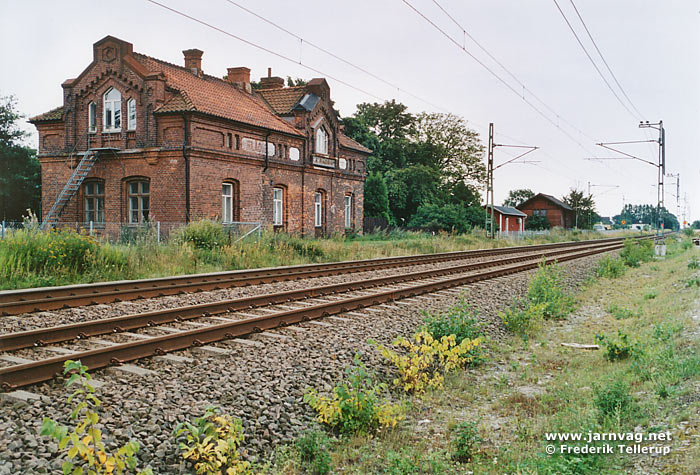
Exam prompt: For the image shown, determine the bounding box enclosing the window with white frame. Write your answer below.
[315,126,329,155]
[314,192,323,227]
[88,102,97,133]
[127,180,149,224]
[127,98,136,131]
[222,182,234,223]
[83,181,105,223]
[103,88,122,131]
[273,187,284,226]
[344,195,352,229]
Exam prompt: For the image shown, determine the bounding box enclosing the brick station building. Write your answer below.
[30,36,370,236]
[517,193,575,229]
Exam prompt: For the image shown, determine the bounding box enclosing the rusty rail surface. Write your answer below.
[0,241,618,353]
[0,236,637,315]
[0,241,623,390]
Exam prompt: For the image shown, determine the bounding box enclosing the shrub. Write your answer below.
[376,330,482,394]
[423,300,487,364]
[525,214,550,230]
[304,358,403,434]
[408,203,476,234]
[593,380,634,420]
[595,331,644,361]
[526,260,576,320]
[173,406,251,475]
[296,431,332,475]
[172,220,228,250]
[499,302,546,338]
[451,420,482,462]
[384,450,420,475]
[620,239,653,267]
[682,227,695,237]
[40,360,151,475]
[595,256,626,278]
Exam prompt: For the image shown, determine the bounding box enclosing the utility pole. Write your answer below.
[639,120,665,240]
[666,173,680,226]
[483,123,538,238]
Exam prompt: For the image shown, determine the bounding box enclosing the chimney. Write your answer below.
[226,67,251,93]
[259,67,285,90]
[183,49,203,76]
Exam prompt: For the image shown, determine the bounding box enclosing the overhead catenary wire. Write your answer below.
[551,0,639,120]
[144,0,622,205]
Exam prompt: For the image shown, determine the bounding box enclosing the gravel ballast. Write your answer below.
[0,251,611,474]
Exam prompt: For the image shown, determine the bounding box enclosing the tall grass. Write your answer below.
[0,223,641,290]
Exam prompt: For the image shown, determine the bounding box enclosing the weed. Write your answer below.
[526,260,576,320]
[40,360,151,475]
[171,220,228,250]
[451,420,482,462]
[593,379,634,420]
[304,357,403,434]
[376,330,482,393]
[499,302,546,339]
[384,450,420,474]
[620,239,654,267]
[652,322,683,342]
[296,431,332,475]
[686,277,700,288]
[643,290,658,300]
[595,255,627,278]
[606,303,640,320]
[595,331,644,361]
[423,300,487,364]
[688,256,700,269]
[173,406,251,475]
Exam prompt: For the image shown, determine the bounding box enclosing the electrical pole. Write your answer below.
[639,120,665,241]
[485,123,495,238]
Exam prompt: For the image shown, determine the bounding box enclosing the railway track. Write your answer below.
[0,236,637,316]
[0,238,628,390]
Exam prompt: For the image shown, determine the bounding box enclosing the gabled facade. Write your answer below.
[517,193,575,229]
[30,36,370,236]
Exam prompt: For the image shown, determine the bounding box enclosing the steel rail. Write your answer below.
[0,236,638,315]
[0,243,622,390]
[0,242,619,352]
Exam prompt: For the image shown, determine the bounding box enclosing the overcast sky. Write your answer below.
[1,0,698,222]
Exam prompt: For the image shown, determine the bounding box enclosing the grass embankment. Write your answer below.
[264,235,700,474]
[0,222,626,290]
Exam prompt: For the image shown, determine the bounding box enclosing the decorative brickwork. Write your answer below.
[30,36,370,235]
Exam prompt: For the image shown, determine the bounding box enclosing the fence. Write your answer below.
[0,220,262,244]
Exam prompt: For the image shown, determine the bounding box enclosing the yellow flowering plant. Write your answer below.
[376,330,482,394]
[40,360,152,475]
[304,357,403,434]
[173,407,251,475]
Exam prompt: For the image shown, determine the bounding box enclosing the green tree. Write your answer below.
[692,220,700,230]
[562,188,595,229]
[286,76,307,87]
[363,172,390,222]
[0,94,40,221]
[613,204,679,230]
[503,189,534,208]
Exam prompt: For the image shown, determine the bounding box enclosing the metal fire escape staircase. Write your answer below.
[42,148,118,229]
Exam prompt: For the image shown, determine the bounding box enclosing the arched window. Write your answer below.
[126,178,149,224]
[83,180,105,224]
[103,88,122,131]
[222,181,240,223]
[315,126,329,155]
[272,187,285,227]
[127,98,136,131]
[88,102,97,134]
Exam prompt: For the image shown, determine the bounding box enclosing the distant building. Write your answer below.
[517,193,575,229]
[484,205,527,233]
[29,36,370,236]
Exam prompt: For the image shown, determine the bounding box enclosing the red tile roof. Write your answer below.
[339,133,372,154]
[134,53,303,136]
[29,106,64,122]
[258,87,306,114]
